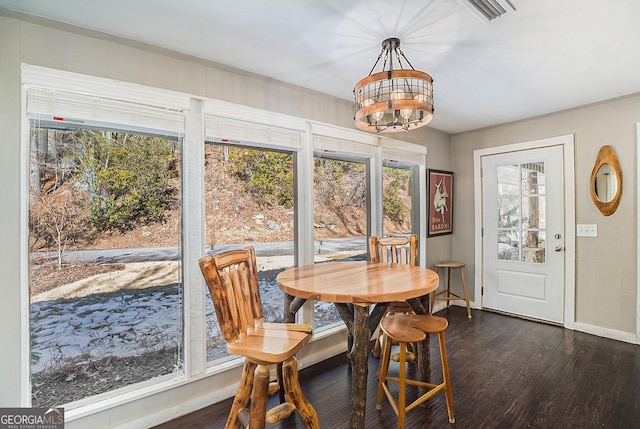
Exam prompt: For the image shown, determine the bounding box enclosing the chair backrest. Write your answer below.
[199,247,264,343]
[369,234,418,266]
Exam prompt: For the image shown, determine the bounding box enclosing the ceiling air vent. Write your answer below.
[462,0,517,21]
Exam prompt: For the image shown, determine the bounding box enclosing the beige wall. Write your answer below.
[452,95,640,335]
[0,15,24,407]
[421,127,454,269]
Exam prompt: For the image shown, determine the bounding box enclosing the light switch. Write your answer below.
[576,224,597,237]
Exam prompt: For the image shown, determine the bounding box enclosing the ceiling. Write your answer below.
[2,0,640,134]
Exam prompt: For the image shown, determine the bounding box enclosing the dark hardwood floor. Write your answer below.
[153,307,640,428]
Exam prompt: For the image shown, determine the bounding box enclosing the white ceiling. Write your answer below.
[2,0,640,134]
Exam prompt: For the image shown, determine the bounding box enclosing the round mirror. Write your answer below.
[590,146,622,216]
[593,163,617,203]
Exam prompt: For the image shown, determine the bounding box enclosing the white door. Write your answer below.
[482,145,565,323]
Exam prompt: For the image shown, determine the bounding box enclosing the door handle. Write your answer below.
[554,246,564,252]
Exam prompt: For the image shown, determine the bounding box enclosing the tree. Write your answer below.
[314,158,342,205]
[75,131,177,231]
[383,168,410,224]
[30,186,87,268]
[228,148,293,208]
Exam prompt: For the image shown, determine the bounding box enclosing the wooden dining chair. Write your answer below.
[199,247,319,429]
[376,313,455,428]
[369,234,418,359]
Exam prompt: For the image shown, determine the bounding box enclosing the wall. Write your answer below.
[0,15,24,407]
[0,10,451,415]
[451,95,640,336]
[421,128,454,269]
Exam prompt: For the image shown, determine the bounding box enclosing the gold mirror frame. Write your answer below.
[590,145,622,216]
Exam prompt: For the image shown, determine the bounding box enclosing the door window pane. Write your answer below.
[29,125,183,407]
[497,197,521,229]
[313,156,368,331]
[497,164,520,195]
[204,144,294,364]
[496,163,546,263]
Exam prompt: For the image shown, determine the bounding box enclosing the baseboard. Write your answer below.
[573,322,637,344]
[431,300,475,314]
[450,302,637,345]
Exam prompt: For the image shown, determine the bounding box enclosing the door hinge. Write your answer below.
[481,286,484,295]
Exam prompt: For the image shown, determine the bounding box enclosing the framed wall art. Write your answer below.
[428,169,453,237]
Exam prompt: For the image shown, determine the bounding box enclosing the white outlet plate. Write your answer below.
[577,224,597,237]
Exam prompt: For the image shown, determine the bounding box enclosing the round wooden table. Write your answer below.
[277,261,439,429]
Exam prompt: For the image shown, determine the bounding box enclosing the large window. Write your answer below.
[19,67,428,426]
[29,123,183,407]
[204,143,295,364]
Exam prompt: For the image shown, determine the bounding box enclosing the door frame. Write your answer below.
[636,123,640,344]
[473,134,576,328]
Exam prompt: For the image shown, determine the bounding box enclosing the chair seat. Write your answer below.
[228,324,313,363]
[434,261,465,269]
[381,314,448,343]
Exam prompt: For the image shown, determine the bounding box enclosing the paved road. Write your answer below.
[35,237,367,264]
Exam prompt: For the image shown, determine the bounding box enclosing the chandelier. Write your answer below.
[353,37,434,133]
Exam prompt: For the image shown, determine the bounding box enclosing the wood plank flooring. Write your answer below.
[152,307,640,428]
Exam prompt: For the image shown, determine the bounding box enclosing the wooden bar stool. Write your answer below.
[376,313,455,428]
[369,234,418,359]
[431,261,472,318]
[199,247,319,429]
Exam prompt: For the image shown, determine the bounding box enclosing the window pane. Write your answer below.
[497,165,520,195]
[498,230,520,261]
[382,166,413,234]
[497,197,520,229]
[522,163,545,195]
[522,196,544,229]
[313,156,368,331]
[523,230,546,263]
[29,125,183,407]
[204,144,294,364]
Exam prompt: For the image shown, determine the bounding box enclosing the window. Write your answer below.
[496,162,546,263]
[382,164,414,235]
[204,143,295,364]
[29,122,183,407]
[20,66,429,426]
[313,155,368,331]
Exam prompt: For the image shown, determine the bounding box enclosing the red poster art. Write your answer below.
[428,169,453,236]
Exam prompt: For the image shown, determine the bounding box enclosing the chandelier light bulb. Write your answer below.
[391,88,405,100]
[372,110,385,121]
[400,108,413,120]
